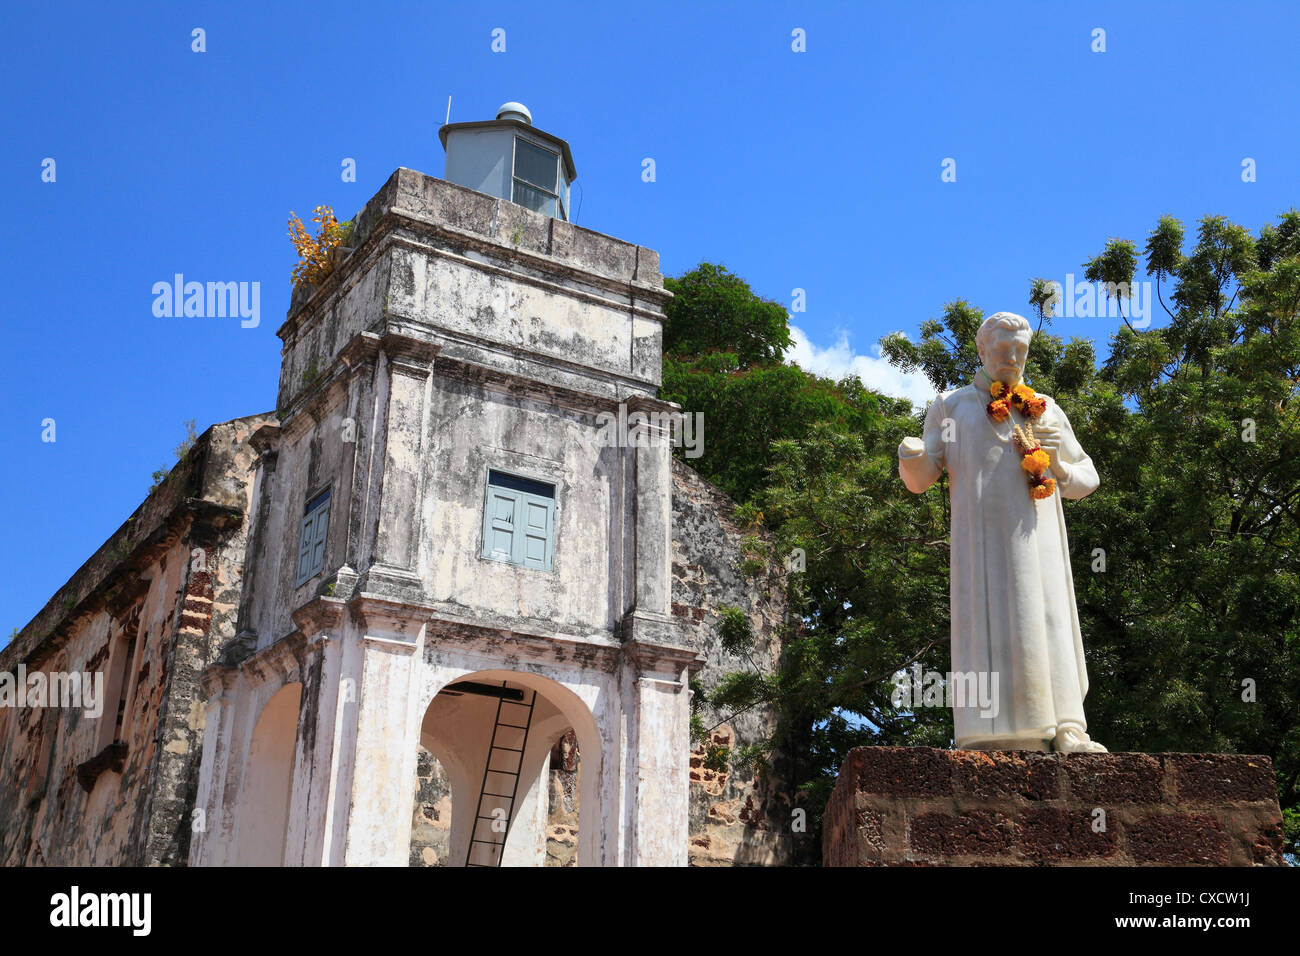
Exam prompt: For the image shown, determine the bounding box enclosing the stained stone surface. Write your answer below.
[824,747,1285,866]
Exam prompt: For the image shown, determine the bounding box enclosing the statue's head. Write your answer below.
[976,312,1033,385]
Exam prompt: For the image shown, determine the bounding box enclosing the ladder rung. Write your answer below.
[470,838,505,845]
[481,792,513,799]
[497,723,529,729]
[492,746,524,753]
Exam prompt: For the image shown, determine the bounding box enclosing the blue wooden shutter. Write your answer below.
[518,492,554,570]
[296,490,331,585]
[309,505,329,575]
[483,487,520,561]
[483,471,555,570]
[296,512,315,583]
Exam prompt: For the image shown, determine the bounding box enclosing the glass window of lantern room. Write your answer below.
[512,137,560,218]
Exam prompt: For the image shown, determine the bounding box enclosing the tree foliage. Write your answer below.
[662,262,792,368]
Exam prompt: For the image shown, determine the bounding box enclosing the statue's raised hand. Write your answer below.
[899,436,925,458]
[1031,420,1065,475]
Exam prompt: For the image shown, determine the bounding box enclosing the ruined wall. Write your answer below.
[0,416,271,865]
[670,461,793,866]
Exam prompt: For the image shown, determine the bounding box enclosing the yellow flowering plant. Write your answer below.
[288,205,343,287]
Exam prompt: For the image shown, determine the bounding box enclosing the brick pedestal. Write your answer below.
[823,747,1284,866]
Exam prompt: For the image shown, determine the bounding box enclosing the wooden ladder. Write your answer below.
[465,682,537,867]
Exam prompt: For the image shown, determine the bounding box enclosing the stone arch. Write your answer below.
[234,681,301,866]
[415,668,600,867]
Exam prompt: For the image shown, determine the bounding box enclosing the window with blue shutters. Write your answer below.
[481,470,555,570]
[295,488,331,586]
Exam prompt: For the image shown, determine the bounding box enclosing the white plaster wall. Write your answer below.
[393,247,638,380]
[233,682,301,865]
[249,385,354,649]
[420,382,617,631]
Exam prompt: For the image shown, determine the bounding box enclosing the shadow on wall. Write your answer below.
[234,682,302,866]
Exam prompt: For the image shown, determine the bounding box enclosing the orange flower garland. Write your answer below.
[1014,423,1056,500]
[985,378,1055,499]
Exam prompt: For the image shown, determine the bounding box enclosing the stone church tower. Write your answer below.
[192,103,699,866]
[0,104,791,868]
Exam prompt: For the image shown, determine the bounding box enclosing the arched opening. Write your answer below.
[411,670,598,867]
[235,682,301,866]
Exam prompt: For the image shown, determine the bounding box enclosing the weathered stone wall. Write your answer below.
[544,732,580,867]
[409,747,454,866]
[410,732,582,868]
[824,747,1286,866]
[240,165,674,658]
[0,416,271,865]
[275,168,667,415]
[670,461,792,866]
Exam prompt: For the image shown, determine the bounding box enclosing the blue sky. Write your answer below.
[2,0,1298,638]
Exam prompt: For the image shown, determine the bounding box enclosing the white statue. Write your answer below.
[898,312,1107,752]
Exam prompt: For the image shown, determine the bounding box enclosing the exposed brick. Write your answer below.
[910,810,1014,857]
[1064,752,1163,804]
[1018,807,1117,861]
[1127,813,1230,865]
[849,747,955,798]
[1167,754,1278,803]
[824,747,1284,867]
[952,749,1059,800]
[855,808,887,856]
[1250,820,1285,864]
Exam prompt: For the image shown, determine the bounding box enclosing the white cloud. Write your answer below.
[787,326,937,410]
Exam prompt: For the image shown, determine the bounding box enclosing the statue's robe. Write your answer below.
[899,376,1099,749]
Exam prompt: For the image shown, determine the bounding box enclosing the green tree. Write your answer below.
[662,262,792,368]
[660,352,889,504]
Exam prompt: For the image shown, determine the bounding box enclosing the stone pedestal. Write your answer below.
[823,747,1285,866]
